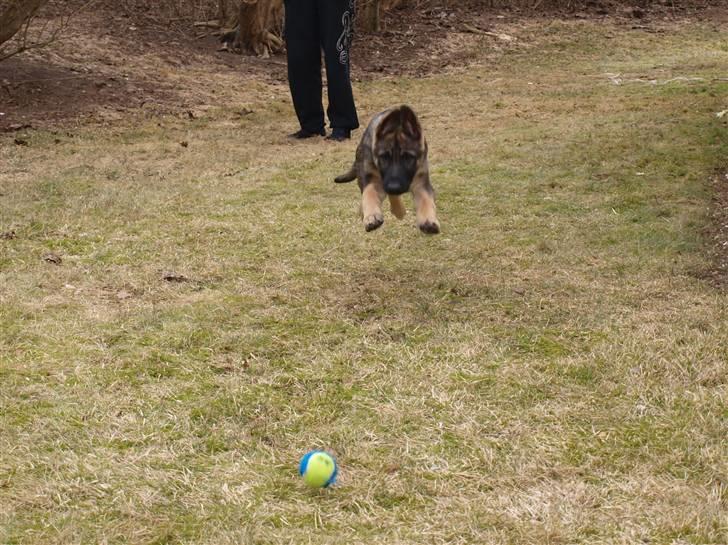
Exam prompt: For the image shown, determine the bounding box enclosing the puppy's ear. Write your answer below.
[399,105,422,141]
[376,109,401,141]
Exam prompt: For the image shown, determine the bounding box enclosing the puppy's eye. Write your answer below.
[402,152,417,163]
[378,152,392,162]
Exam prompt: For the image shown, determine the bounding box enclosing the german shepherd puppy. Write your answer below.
[334,105,440,234]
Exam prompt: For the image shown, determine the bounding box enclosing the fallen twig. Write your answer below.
[194,20,221,29]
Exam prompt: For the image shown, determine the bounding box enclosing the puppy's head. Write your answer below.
[373,105,425,195]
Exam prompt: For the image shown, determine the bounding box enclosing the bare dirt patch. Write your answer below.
[704,171,728,287]
[1,55,145,129]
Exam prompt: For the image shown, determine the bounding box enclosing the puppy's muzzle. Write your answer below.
[383,177,410,195]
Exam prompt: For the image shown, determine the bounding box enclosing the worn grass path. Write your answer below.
[1,21,727,545]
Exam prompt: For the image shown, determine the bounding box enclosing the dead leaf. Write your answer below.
[5,123,31,132]
[1,230,16,240]
[163,272,189,283]
[43,252,62,265]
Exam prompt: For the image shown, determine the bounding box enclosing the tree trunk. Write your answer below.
[0,0,49,47]
[234,0,264,52]
[232,0,282,56]
[361,0,381,32]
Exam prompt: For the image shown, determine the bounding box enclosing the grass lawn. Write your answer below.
[1,20,727,545]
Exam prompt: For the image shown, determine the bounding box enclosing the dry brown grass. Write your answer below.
[1,18,727,545]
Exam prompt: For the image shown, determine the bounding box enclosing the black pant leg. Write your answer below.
[285,0,325,133]
[318,0,359,130]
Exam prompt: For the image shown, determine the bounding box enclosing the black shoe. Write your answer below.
[288,128,325,139]
[326,128,351,142]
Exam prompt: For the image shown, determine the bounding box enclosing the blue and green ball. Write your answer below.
[299,450,338,488]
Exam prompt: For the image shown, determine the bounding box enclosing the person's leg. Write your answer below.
[285,0,325,135]
[318,0,359,136]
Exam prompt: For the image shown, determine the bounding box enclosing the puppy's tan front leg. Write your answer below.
[361,182,385,232]
[412,181,440,234]
[389,195,406,220]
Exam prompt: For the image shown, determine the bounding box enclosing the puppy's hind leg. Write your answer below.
[388,195,406,220]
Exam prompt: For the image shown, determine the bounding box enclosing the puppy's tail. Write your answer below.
[334,165,356,184]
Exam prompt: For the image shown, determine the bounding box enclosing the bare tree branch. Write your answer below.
[0,0,96,62]
[0,0,49,46]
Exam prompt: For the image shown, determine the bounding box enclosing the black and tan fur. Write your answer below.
[335,105,440,234]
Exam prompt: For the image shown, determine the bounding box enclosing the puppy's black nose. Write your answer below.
[384,182,407,195]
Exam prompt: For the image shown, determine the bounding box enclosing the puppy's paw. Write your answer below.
[364,213,384,232]
[418,219,440,234]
